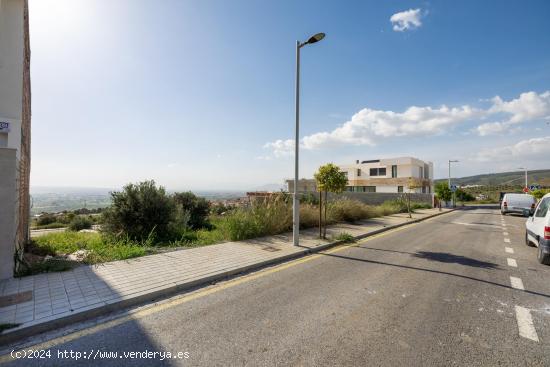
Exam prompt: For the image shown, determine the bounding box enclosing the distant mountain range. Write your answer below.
[435,169,550,187]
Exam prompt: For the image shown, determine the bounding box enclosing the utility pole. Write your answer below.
[448,160,458,208]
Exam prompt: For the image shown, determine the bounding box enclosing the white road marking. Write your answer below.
[510,276,524,290]
[504,238,511,243]
[503,232,509,236]
[505,247,514,254]
[451,221,497,228]
[515,306,539,342]
[507,258,518,267]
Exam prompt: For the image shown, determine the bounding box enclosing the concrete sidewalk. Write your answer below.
[0,208,452,343]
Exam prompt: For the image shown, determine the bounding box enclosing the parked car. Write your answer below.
[500,193,535,216]
[525,193,550,265]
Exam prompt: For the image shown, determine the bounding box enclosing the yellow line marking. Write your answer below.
[0,212,450,360]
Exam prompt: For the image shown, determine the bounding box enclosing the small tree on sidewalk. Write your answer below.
[435,182,452,208]
[314,163,348,239]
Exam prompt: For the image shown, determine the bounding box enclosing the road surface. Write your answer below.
[3,208,550,366]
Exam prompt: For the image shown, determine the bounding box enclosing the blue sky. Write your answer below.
[29,0,550,190]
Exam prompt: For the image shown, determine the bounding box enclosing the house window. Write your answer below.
[419,167,423,178]
[392,165,397,178]
[357,169,361,177]
[365,186,376,193]
[398,186,403,193]
[369,168,387,176]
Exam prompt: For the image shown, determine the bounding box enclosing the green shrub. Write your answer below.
[172,192,210,229]
[532,189,550,200]
[36,213,57,226]
[31,222,66,230]
[102,180,175,241]
[334,232,356,243]
[30,231,149,265]
[68,216,93,231]
[210,203,233,215]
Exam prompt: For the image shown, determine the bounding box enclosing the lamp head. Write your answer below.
[306,32,325,45]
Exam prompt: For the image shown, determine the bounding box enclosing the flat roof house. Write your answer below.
[339,157,434,194]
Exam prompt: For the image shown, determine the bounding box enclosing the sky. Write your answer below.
[28,0,550,190]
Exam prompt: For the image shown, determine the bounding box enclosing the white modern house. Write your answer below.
[339,157,434,194]
[0,0,31,280]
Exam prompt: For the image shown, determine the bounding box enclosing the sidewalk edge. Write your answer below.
[0,208,455,346]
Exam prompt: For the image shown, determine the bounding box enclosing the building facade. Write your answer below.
[339,157,434,194]
[0,0,30,280]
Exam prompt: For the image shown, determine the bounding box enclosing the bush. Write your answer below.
[102,180,175,241]
[210,202,232,215]
[172,192,210,229]
[327,199,371,223]
[531,189,550,200]
[36,213,57,226]
[68,216,93,231]
[223,196,292,241]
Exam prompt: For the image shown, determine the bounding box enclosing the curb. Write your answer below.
[0,208,456,346]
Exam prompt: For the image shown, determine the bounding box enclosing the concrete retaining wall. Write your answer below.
[0,148,17,279]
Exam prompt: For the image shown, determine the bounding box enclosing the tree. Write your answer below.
[314,163,348,238]
[102,180,175,241]
[455,189,475,202]
[531,189,550,201]
[172,192,211,229]
[435,182,452,206]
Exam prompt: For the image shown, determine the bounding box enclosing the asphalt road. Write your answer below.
[3,208,550,366]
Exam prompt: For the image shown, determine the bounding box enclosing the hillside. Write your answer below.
[435,169,550,187]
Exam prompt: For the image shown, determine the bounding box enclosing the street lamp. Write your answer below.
[448,160,459,207]
[518,167,528,189]
[293,32,325,246]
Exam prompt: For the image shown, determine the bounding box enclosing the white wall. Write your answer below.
[376,185,399,193]
[0,0,23,159]
[0,0,23,280]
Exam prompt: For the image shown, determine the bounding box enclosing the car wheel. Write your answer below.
[537,241,550,265]
[526,232,535,247]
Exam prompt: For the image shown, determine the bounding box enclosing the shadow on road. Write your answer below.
[412,251,499,269]
[318,251,550,300]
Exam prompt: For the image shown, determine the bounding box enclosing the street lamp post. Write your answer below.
[448,160,459,208]
[518,167,528,189]
[293,32,325,246]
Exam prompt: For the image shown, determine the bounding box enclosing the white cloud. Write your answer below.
[262,90,550,158]
[472,136,550,162]
[489,91,550,124]
[475,91,550,136]
[476,122,507,136]
[263,139,295,157]
[390,9,423,32]
[302,105,480,149]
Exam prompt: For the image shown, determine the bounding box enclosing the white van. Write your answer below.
[501,193,536,216]
[525,193,550,265]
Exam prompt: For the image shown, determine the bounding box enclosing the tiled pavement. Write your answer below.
[0,208,451,341]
